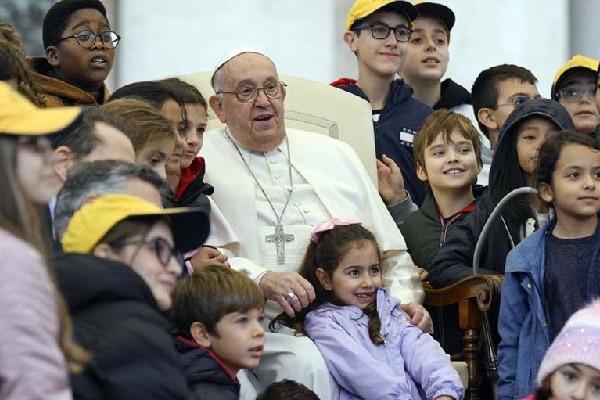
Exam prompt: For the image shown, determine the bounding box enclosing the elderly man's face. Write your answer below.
[210,53,286,152]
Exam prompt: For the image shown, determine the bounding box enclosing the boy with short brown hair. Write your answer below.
[400,108,482,354]
[171,265,265,400]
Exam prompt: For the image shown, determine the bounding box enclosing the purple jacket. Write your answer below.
[0,228,71,400]
[305,288,464,400]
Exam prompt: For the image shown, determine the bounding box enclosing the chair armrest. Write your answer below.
[423,274,502,312]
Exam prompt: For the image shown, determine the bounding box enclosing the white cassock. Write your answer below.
[201,127,424,400]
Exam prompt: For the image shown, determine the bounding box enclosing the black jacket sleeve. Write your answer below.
[94,321,189,400]
[428,194,498,288]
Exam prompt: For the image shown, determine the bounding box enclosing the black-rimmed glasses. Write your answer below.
[118,237,183,268]
[353,22,412,43]
[217,81,287,103]
[53,30,121,49]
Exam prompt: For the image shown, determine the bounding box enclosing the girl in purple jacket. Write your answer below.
[272,218,464,400]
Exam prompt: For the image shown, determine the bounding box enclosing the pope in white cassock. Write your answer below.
[201,49,428,400]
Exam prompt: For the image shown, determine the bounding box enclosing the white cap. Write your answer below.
[210,47,268,88]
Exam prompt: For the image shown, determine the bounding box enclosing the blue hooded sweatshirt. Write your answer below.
[340,79,432,205]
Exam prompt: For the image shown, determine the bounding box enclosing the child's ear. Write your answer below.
[416,163,428,182]
[53,146,74,183]
[343,31,359,53]
[209,95,226,124]
[538,182,554,204]
[477,107,499,131]
[92,243,117,259]
[190,322,211,348]
[315,268,333,291]
[46,46,60,67]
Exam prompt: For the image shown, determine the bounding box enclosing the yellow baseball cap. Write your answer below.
[413,1,455,40]
[62,194,210,254]
[345,0,418,32]
[551,55,599,99]
[0,81,82,135]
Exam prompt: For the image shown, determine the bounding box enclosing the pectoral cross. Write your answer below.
[265,224,295,264]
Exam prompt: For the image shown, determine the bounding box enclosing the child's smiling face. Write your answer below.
[317,240,382,309]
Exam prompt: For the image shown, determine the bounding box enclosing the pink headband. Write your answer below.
[310,218,361,243]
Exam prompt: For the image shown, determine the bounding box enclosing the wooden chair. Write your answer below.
[423,274,502,400]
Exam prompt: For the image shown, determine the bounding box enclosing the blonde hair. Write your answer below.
[101,98,175,154]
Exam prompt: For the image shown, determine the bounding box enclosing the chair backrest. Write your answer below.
[177,71,378,184]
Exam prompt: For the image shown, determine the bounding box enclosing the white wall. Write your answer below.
[115,0,570,99]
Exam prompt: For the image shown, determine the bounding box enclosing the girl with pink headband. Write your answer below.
[271,218,463,399]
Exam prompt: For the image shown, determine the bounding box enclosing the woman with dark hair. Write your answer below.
[55,193,209,399]
[0,81,87,399]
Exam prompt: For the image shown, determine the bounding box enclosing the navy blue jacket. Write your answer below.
[340,80,432,205]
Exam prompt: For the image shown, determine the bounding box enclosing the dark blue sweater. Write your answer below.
[340,80,432,205]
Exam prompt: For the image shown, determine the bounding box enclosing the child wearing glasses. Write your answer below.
[171,265,265,400]
[471,64,540,151]
[551,55,600,135]
[29,0,119,107]
[55,193,209,399]
[337,0,432,207]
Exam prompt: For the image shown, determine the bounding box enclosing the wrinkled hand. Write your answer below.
[259,271,316,318]
[189,247,229,271]
[377,154,407,205]
[399,302,434,334]
[417,267,429,282]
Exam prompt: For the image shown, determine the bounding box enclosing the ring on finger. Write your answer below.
[285,292,296,302]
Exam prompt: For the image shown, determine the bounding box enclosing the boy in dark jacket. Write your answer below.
[171,265,265,400]
[429,99,575,289]
[31,0,118,106]
[400,108,482,355]
[339,0,432,206]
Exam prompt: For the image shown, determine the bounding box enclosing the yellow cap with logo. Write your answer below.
[0,81,81,136]
[62,194,210,254]
[345,0,418,32]
[551,55,599,99]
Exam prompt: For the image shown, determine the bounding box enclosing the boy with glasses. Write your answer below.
[339,0,432,207]
[551,55,600,134]
[30,0,119,106]
[472,64,540,150]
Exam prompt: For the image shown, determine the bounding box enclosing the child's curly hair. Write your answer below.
[0,23,46,106]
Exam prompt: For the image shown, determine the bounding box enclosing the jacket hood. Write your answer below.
[435,78,471,110]
[52,252,158,312]
[28,56,109,106]
[490,98,574,186]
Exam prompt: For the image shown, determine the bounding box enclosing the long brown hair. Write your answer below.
[271,223,385,345]
[0,136,89,372]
